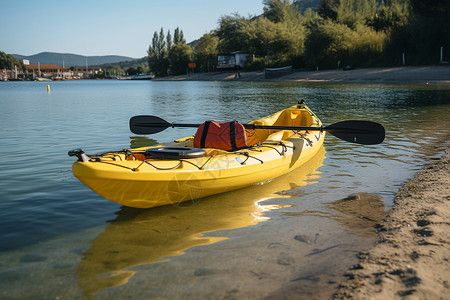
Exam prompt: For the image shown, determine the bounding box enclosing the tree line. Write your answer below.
[148,0,450,77]
[0,51,25,71]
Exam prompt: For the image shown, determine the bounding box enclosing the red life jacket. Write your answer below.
[193,121,248,151]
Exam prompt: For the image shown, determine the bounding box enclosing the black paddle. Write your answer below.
[130,115,385,145]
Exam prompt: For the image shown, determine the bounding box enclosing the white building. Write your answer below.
[217,51,249,69]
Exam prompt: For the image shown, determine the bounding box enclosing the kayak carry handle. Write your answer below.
[68,149,91,162]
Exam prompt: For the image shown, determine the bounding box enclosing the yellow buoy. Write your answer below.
[47,85,50,93]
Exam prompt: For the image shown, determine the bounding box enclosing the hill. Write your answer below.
[293,0,320,12]
[12,52,138,67]
[99,57,148,69]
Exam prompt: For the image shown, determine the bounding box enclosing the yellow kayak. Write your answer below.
[70,103,325,208]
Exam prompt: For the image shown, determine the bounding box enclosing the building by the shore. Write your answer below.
[217,51,250,69]
[24,64,71,80]
[70,66,103,79]
[1,61,104,81]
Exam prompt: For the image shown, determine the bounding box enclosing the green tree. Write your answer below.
[264,0,300,22]
[105,65,124,77]
[303,7,322,28]
[166,30,173,50]
[193,33,219,72]
[305,19,386,68]
[173,27,185,44]
[293,0,321,13]
[148,28,169,77]
[168,43,192,75]
[0,51,25,71]
[245,16,305,64]
[335,0,377,28]
[126,65,146,75]
[318,0,339,20]
[216,13,251,53]
[246,1,306,67]
[148,27,192,76]
[127,67,138,75]
[410,0,449,16]
[367,1,410,32]
[405,0,450,63]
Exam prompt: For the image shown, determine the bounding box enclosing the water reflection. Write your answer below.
[77,147,325,299]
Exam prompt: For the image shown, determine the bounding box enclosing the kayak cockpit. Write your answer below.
[246,106,317,145]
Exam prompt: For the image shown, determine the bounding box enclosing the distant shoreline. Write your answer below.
[153,66,450,84]
[3,66,449,84]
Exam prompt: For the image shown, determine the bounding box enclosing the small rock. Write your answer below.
[294,234,313,244]
[398,289,417,296]
[416,219,431,227]
[350,264,364,270]
[412,228,433,237]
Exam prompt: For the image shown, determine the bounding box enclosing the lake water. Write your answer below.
[0,80,449,299]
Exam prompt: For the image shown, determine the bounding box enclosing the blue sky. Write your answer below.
[1,0,265,58]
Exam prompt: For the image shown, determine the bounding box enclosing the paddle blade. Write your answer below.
[130,115,171,134]
[325,120,385,145]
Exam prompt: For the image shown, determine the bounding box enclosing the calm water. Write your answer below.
[0,80,449,299]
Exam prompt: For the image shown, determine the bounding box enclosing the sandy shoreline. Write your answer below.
[153,66,450,84]
[334,148,450,299]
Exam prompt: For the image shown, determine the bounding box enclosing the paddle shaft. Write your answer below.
[140,122,376,134]
[130,115,385,144]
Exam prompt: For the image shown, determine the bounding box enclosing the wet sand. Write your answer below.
[154,66,450,84]
[334,148,450,299]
